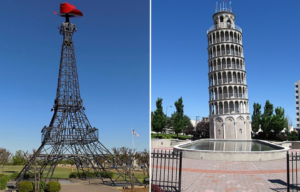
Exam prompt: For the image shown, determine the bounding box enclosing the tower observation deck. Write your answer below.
[207,2,251,140]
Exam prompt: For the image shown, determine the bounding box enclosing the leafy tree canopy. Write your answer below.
[151,98,166,137]
[173,97,185,138]
[251,103,262,132]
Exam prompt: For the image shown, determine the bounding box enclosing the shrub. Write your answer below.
[18,181,33,192]
[85,172,97,178]
[276,134,288,141]
[0,174,10,182]
[69,172,77,178]
[0,177,7,190]
[46,181,61,192]
[288,136,298,141]
[23,173,32,180]
[151,184,162,192]
[100,172,113,178]
[78,172,86,178]
[32,180,46,192]
[143,177,149,185]
[10,173,19,180]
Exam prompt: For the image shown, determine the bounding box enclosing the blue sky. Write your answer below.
[0,0,149,154]
[152,0,300,126]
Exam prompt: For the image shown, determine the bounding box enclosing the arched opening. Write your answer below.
[233,86,237,97]
[227,58,231,69]
[223,87,228,98]
[219,102,223,114]
[217,59,221,70]
[227,19,231,28]
[222,58,226,69]
[229,86,233,98]
[229,101,234,113]
[235,101,239,113]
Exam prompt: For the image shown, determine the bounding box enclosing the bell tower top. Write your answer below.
[209,1,239,32]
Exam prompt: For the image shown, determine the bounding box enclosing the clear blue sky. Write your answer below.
[152,0,300,126]
[0,0,149,154]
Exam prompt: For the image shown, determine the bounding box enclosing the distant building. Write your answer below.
[295,80,300,127]
[190,117,209,128]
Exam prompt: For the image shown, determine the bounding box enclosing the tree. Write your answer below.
[286,115,293,127]
[196,121,209,138]
[173,97,185,138]
[0,148,11,174]
[151,98,166,137]
[112,147,137,189]
[185,126,195,136]
[251,103,262,132]
[261,100,274,133]
[271,107,286,134]
[11,150,32,165]
[183,115,192,127]
[136,149,149,176]
[12,150,24,165]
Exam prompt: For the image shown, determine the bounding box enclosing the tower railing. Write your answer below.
[209,65,245,71]
[208,37,242,45]
[211,93,247,100]
[215,7,232,13]
[207,24,242,34]
[209,51,243,59]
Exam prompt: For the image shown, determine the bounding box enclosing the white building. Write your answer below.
[207,3,251,140]
[295,80,300,127]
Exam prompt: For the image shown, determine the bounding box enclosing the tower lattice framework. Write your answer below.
[207,3,251,140]
[15,17,141,187]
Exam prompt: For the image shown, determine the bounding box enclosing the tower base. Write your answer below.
[209,114,252,140]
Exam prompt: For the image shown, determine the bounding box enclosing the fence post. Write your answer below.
[178,151,182,192]
[287,151,290,192]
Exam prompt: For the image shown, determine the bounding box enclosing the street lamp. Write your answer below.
[165,106,172,128]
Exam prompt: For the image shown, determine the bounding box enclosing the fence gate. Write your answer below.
[287,151,300,191]
[151,149,182,192]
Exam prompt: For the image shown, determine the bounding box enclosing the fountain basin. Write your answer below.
[173,139,289,161]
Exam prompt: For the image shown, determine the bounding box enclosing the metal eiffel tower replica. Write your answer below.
[14,3,141,188]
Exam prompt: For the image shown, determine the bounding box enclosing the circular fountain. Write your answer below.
[173,139,289,161]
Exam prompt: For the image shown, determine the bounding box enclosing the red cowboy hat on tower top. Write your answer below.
[53,2,83,17]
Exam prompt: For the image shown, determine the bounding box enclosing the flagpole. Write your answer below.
[132,127,134,151]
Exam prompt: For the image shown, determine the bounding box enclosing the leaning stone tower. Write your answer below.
[207,3,251,140]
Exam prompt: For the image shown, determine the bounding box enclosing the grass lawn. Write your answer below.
[151,133,192,140]
[1,165,147,183]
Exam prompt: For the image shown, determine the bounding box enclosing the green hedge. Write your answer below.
[10,173,19,179]
[70,171,113,178]
[18,181,33,192]
[46,181,61,192]
[0,178,7,190]
[69,172,76,178]
[151,133,192,140]
[0,174,10,190]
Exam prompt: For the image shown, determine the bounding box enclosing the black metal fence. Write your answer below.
[151,149,182,192]
[287,151,300,191]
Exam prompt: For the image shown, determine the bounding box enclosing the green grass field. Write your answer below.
[1,165,148,183]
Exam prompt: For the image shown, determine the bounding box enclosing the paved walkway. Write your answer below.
[152,147,299,192]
